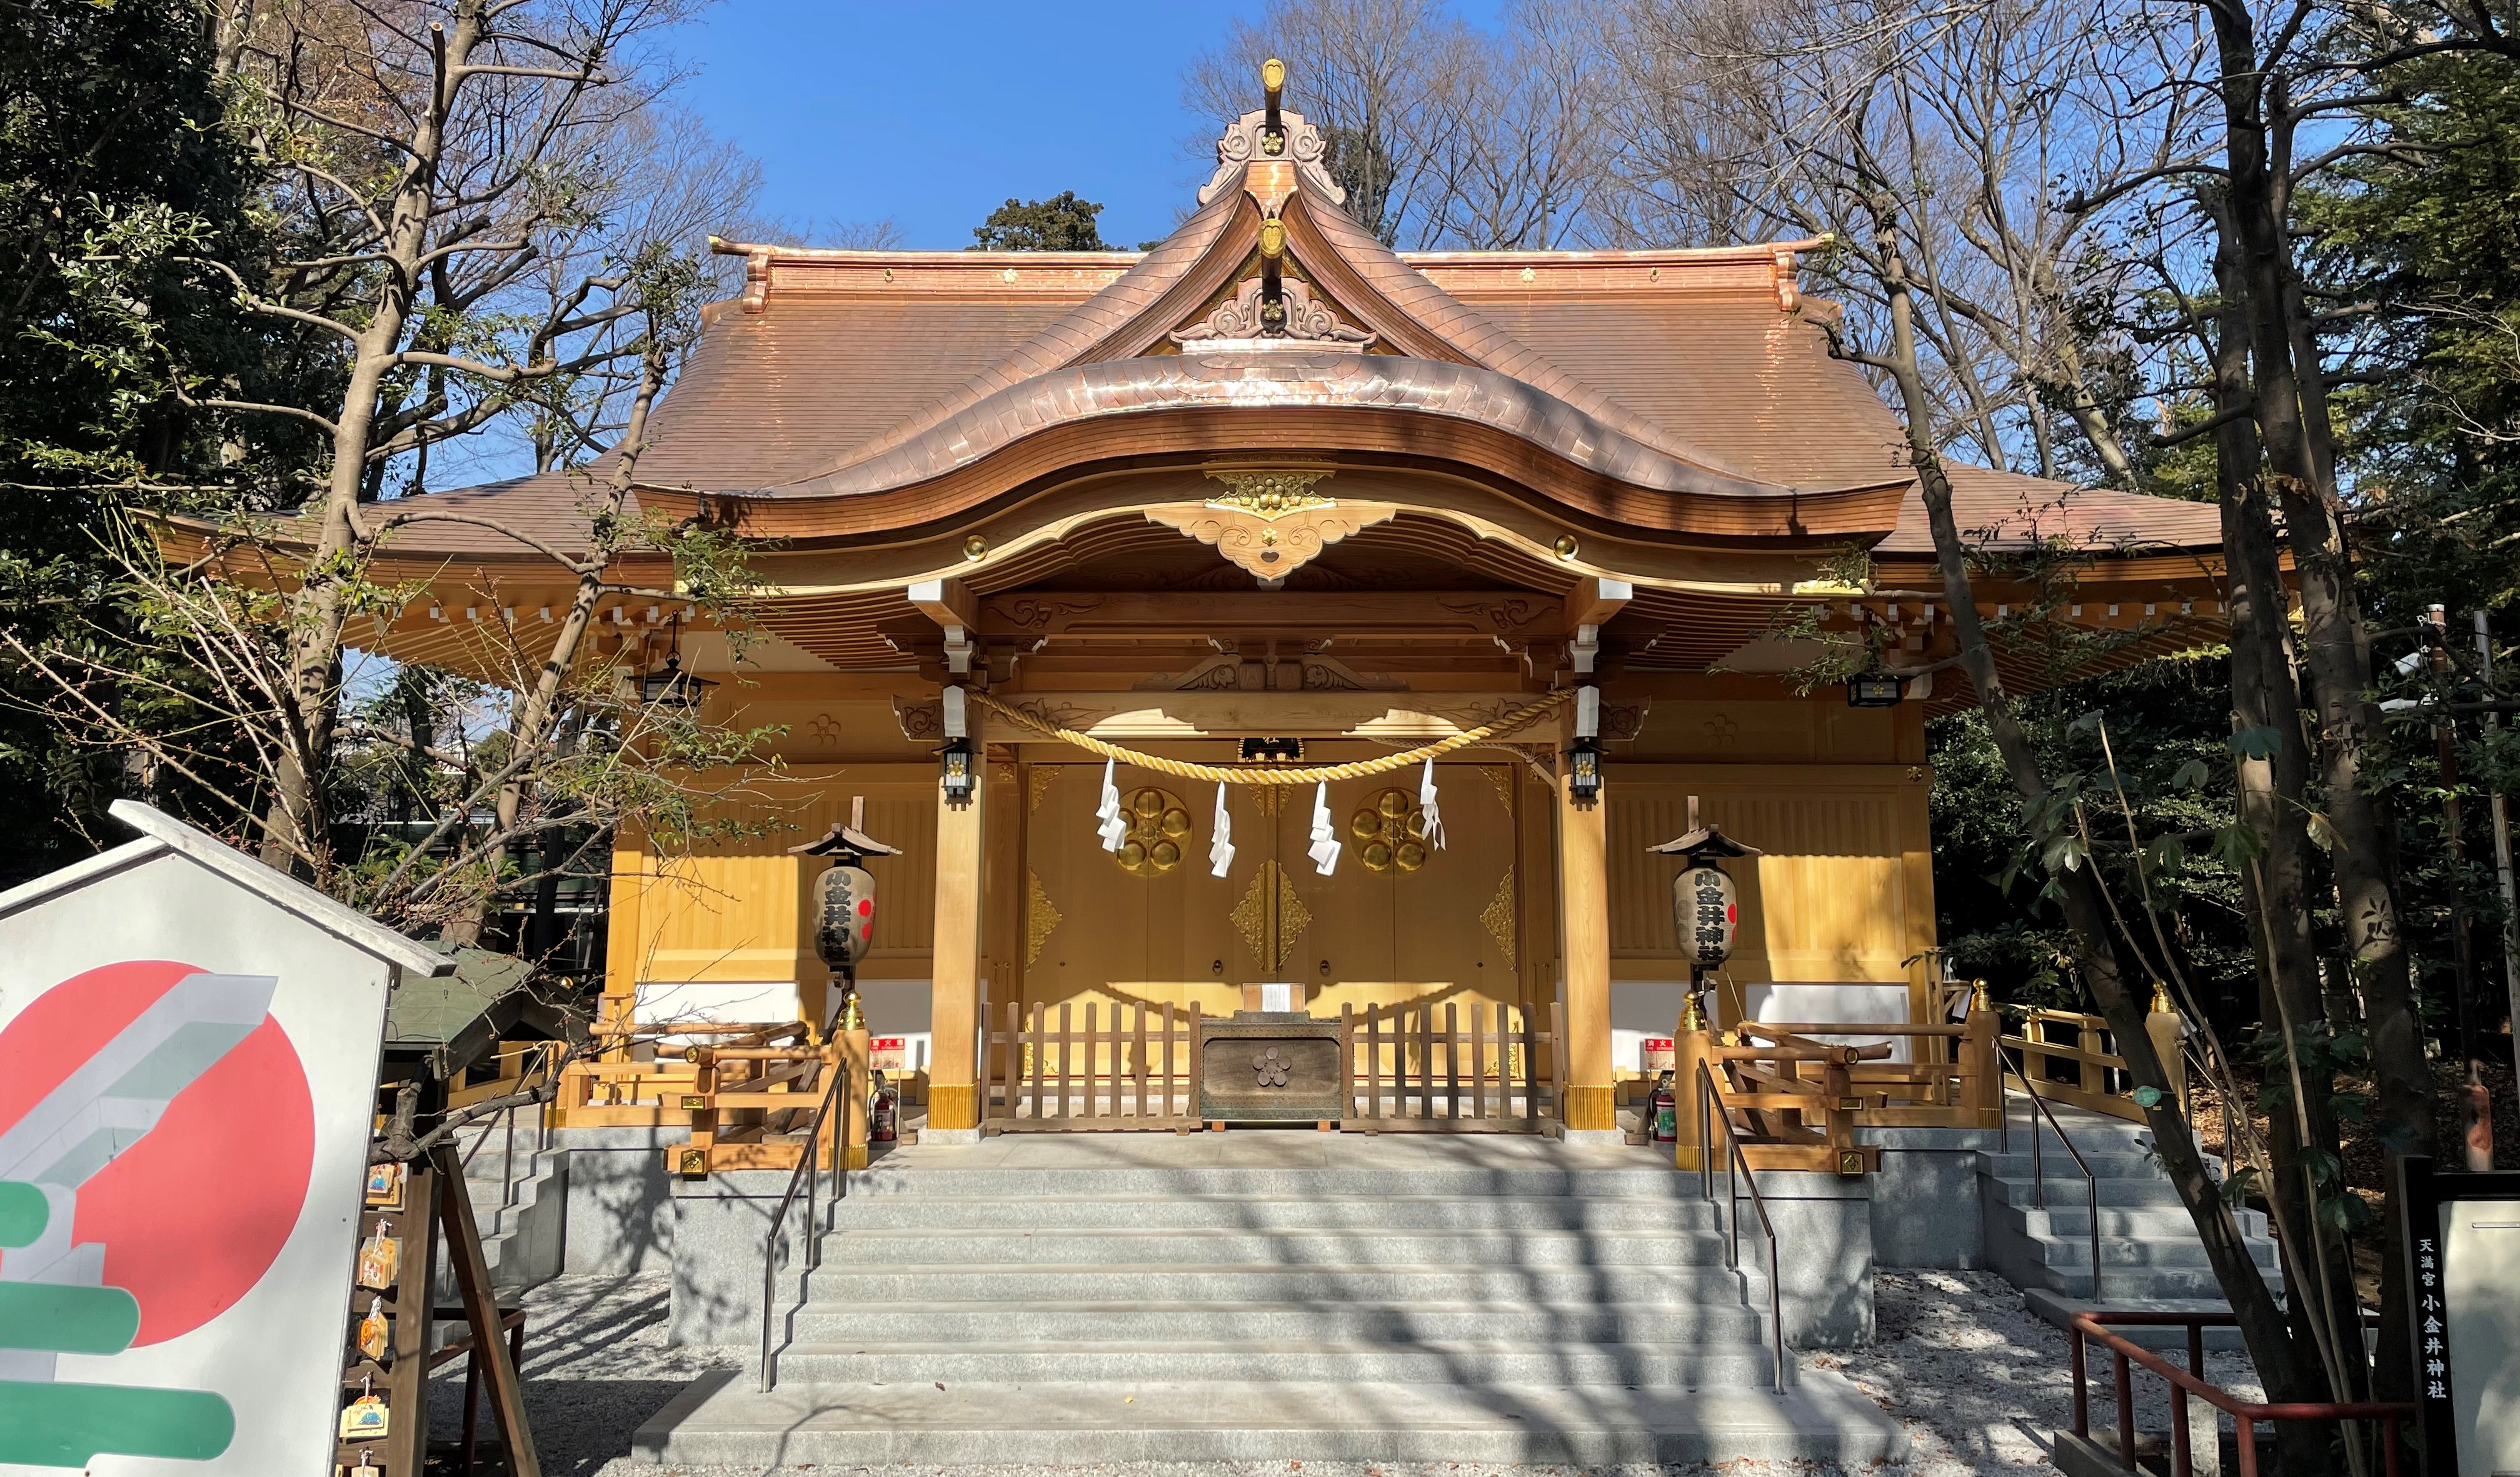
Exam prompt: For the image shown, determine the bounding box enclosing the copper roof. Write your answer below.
[348,98,2223,579]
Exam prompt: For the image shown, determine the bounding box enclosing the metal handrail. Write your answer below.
[1999,1046,2103,1302]
[1695,1060,1790,1389]
[2070,1311,2409,1477]
[458,1044,555,1214]
[757,1052,851,1393]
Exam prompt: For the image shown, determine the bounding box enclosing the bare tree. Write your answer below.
[170,0,716,873]
[1184,0,1474,245]
[1182,0,1614,249]
[1602,1,2421,1460]
[1605,0,2209,481]
[1417,3,1615,249]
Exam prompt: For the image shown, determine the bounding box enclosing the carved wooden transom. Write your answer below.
[1143,468,1397,584]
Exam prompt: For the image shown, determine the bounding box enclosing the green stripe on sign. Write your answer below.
[0,1182,43,1248]
[0,1283,140,1353]
[0,1379,236,1466]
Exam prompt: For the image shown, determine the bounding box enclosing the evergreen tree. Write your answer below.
[0,0,305,884]
[970,191,1110,251]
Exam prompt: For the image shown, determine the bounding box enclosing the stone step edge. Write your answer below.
[786,1290,1754,1300]
[797,1263,1754,1280]
[838,1190,1714,1203]
[628,1369,1908,1461]
[774,1337,1776,1355]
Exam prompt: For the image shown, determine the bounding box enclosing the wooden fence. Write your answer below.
[981,998,1206,1131]
[978,991,1560,1133]
[1337,998,1559,1132]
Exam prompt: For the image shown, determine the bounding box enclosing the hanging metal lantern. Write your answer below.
[1674,861,1739,968]
[939,734,976,804]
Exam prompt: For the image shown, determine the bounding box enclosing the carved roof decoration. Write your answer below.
[1169,275,1377,349]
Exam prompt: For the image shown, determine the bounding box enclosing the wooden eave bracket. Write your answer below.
[909,577,980,674]
[1564,577,1632,674]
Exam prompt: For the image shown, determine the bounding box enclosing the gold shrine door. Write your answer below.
[1015,759,1534,1034]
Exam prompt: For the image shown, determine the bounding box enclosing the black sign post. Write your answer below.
[2399,1154,2520,1476]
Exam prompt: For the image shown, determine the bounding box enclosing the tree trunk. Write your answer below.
[265,0,491,875]
[2206,1,2432,1409]
[444,331,667,941]
[1863,213,2316,1424]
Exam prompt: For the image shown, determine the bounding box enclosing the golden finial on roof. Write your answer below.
[1263,58,1286,98]
[1258,218,1285,260]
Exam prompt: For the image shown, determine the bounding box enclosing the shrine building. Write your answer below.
[343,71,2222,1144]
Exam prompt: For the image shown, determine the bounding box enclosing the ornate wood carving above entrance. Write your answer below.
[1231,859,1310,975]
[1145,469,1397,583]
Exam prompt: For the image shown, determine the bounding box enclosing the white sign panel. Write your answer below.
[0,807,443,1475]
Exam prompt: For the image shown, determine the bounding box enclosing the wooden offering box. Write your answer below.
[1200,1011,1343,1123]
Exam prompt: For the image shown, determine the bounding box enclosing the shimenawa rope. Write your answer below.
[965,688,1572,785]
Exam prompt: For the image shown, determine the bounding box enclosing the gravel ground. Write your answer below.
[431,1269,2262,1477]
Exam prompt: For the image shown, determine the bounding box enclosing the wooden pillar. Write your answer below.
[1961,981,2001,1128]
[1556,716,1615,1132]
[598,829,646,1043]
[2145,983,2186,1108]
[1673,1009,1717,1170]
[930,749,988,1132]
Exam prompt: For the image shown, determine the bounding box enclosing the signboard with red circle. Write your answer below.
[0,806,429,1474]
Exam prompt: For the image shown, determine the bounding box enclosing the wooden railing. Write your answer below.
[673,1029,871,1174]
[983,998,1205,1131]
[551,1021,800,1129]
[1687,1028,1873,1174]
[1669,990,2005,1171]
[1747,1008,2004,1130]
[1339,998,1559,1133]
[2005,1007,2145,1123]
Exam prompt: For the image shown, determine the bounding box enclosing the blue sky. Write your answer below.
[665,1,1500,251]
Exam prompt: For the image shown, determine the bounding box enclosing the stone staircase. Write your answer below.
[633,1135,1904,1466]
[446,1126,568,1291]
[1980,1109,2279,1344]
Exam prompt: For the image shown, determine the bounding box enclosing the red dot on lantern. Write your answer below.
[857,899,873,917]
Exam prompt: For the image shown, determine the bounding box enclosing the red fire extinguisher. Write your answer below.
[871,1073,898,1143]
[1650,1071,1678,1146]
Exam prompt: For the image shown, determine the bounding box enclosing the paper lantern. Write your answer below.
[1674,863,1738,968]
[816,864,878,972]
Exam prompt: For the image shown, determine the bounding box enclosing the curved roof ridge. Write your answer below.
[1285,183,1783,488]
[782,188,1248,484]
[776,350,1802,506]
